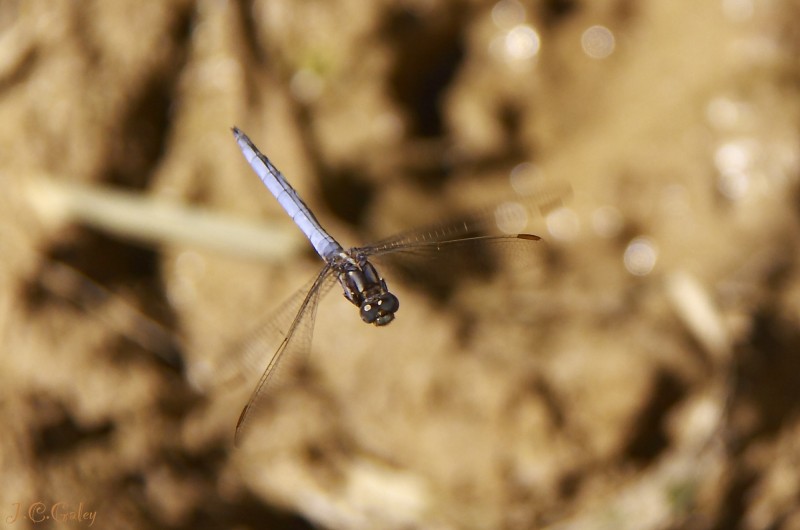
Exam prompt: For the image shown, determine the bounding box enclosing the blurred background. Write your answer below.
[1,0,799,528]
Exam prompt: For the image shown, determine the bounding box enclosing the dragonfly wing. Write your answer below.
[233,266,337,446]
[363,178,568,253]
[362,233,539,259]
[213,272,321,387]
[352,181,566,301]
[362,234,544,290]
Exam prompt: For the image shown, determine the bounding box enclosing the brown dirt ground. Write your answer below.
[1,1,800,529]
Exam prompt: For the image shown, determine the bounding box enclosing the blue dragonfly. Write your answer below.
[231,127,561,445]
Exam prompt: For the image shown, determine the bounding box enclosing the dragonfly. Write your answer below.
[230,127,561,445]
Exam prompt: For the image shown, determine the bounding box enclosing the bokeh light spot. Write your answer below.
[509,162,542,197]
[494,201,529,234]
[581,25,615,59]
[505,25,541,61]
[624,237,658,276]
[714,140,755,174]
[491,0,526,30]
[546,207,580,241]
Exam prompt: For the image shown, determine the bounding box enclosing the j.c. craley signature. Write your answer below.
[5,502,96,526]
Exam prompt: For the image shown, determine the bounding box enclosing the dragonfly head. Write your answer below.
[360,292,399,326]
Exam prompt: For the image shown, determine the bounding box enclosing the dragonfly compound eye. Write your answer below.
[379,293,399,313]
[360,293,399,325]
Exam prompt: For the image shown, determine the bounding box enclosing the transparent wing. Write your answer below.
[364,234,546,315]
[364,233,539,260]
[353,183,566,302]
[215,272,328,386]
[231,265,338,446]
[211,283,297,388]
[362,177,568,254]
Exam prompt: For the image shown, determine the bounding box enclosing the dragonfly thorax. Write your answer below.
[332,251,399,326]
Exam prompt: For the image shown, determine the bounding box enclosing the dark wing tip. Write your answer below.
[233,404,251,448]
[231,126,242,138]
[517,234,542,241]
